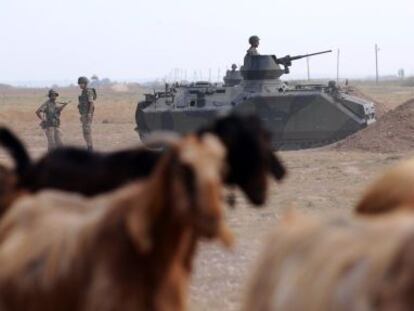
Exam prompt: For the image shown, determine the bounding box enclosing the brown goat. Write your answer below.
[0,134,233,311]
[356,158,414,215]
[243,211,414,311]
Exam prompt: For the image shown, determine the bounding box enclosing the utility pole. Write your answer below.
[336,49,340,84]
[306,56,310,81]
[375,44,380,84]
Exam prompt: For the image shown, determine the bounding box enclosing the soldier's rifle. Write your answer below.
[57,100,71,113]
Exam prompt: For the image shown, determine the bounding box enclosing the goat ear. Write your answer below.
[269,153,286,181]
[126,206,153,254]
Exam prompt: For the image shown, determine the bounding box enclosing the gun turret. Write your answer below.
[276,50,332,73]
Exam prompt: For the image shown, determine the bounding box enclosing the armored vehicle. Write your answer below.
[223,64,243,87]
[135,50,375,150]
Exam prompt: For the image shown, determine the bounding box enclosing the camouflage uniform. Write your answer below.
[244,35,260,65]
[37,100,64,150]
[78,88,95,150]
[247,35,260,55]
[246,46,259,56]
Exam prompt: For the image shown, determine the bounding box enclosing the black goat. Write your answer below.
[0,114,286,206]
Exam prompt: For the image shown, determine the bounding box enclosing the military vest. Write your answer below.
[78,88,96,115]
[44,101,60,127]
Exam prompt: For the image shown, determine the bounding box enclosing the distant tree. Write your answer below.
[398,69,405,80]
[100,78,112,86]
[0,83,12,90]
[90,75,99,87]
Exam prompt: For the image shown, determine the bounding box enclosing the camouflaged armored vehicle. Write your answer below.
[135,49,375,150]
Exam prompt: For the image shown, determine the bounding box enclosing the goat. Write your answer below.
[197,114,285,205]
[243,211,414,311]
[0,114,286,207]
[356,158,414,215]
[0,133,233,311]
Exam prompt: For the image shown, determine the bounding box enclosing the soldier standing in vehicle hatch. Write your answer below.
[77,76,96,151]
[247,35,260,56]
[36,89,69,150]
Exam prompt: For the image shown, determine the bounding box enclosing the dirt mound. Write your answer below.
[335,98,414,153]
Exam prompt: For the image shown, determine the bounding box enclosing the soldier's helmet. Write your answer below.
[231,64,238,70]
[48,89,59,98]
[249,35,260,46]
[78,76,89,85]
[328,80,337,88]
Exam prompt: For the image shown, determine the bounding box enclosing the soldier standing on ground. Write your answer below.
[36,89,69,150]
[247,35,260,56]
[77,76,96,151]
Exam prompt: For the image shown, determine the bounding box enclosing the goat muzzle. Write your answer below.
[193,215,234,248]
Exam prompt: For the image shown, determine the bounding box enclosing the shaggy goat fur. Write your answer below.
[0,114,286,207]
[356,158,414,215]
[0,134,233,311]
[243,211,414,311]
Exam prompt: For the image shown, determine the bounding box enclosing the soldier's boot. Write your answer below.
[44,128,56,150]
[84,134,93,151]
[54,127,63,148]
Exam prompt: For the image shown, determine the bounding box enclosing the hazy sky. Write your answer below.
[0,0,413,85]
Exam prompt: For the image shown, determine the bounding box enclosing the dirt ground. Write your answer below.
[0,82,413,310]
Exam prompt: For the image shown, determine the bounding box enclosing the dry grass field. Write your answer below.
[352,81,414,117]
[0,85,144,159]
[0,81,413,310]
